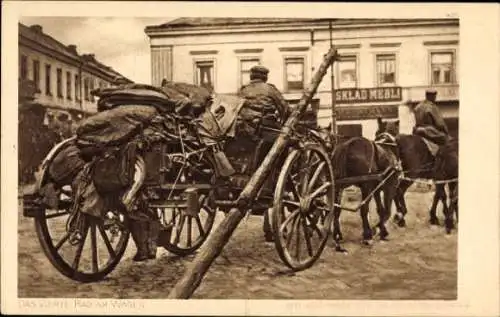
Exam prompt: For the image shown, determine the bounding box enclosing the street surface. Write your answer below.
[18,188,457,299]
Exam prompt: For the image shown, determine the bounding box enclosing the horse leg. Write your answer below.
[394,180,411,227]
[372,190,386,239]
[429,184,445,225]
[332,187,347,252]
[360,185,373,245]
[444,182,457,234]
[380,180,398,240]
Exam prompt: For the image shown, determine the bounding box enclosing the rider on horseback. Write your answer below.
[409,89,452,175]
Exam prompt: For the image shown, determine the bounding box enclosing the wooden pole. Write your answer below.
[329,20,337,146]
[167,47,339,299]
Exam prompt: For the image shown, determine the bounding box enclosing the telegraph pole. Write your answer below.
[329,19,337,146]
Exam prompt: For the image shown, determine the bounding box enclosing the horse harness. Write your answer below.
[374,132,458,185]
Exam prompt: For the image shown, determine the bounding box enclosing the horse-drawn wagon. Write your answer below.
[21,48,339,282]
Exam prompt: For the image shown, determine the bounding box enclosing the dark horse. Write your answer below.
[319,127,401,251]
[374,118,458,234]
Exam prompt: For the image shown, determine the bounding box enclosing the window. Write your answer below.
[376,54,396,86]
[20,55,28,80]
[240,58,260,87]
[56,68,63,98]
[84,77,89,101]
[45,64,52,95]
[337,56,357,89]
[75,74,80,101]
[284,57,305,91]
[33,60,40,91]
[431,52,454,84]
[195,60,214,91]
[66,71,72,100]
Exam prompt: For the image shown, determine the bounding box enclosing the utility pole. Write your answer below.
[329,19,337,146]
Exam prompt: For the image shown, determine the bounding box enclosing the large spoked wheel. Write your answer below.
[154,154,218,256]
[272,142,335,271]
[34,188,130,282]
[153,192,216,256]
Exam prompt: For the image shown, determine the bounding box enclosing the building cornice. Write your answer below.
[145,19,459,38]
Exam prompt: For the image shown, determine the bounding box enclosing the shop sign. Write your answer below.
[336,104,399,121]
[335,87,402,104]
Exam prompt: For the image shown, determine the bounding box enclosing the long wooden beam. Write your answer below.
[167,47,338,299]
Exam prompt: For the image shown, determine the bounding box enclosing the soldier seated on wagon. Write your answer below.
[237,65,291,137]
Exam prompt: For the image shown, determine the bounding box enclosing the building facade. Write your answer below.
[18,23,133,119]
[145,18,459,139]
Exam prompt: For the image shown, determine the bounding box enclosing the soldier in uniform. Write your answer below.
[411,89,451,148]
[238,65,291,131]
[409,89,453,177]
[238,66,291,242]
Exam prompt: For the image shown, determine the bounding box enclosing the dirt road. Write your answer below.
[18,189,457,299]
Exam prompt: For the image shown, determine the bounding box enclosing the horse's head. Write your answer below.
[375,117,399,141]
[375,117,400,158]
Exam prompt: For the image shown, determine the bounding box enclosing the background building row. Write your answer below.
[145,18,459,139]
[18,22,132,184]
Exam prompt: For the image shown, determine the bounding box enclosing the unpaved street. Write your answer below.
[18,189,457,299]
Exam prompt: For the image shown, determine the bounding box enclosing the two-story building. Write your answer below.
[18,22,133,124]
[145,18,459,139]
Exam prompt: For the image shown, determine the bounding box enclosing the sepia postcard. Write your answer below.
[2,1,499,316]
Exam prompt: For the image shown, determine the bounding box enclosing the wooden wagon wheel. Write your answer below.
[34,187,130,283]
[155,153,217,256]
[271,142,334,271]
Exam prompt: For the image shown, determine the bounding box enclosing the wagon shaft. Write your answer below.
[167,47,339,299]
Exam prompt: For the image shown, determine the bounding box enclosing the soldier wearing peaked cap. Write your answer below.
[409,88,452,177]
[238,65,291,130]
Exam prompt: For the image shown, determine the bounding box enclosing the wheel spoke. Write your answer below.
[309,182,331,200]
[71,220,89,271]
[90,223,99,273]
[307,162,326,193]
[302,217,314,257]
[285,214,300,250]
[187,217,192,247]
[54,232,70,250]
[173,215,186,246]
[195,214,205,237]
[45,211,70,219]
[98,224,116,258]
[279,208,300,233]
[294,216,302,260]
[283,200,300,207]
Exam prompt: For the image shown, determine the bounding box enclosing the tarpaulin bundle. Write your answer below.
[93,84,177,113]
[76,104,160,147]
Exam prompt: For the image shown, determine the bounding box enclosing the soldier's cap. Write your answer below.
[250,65,269,75]
[425,88,437,95]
